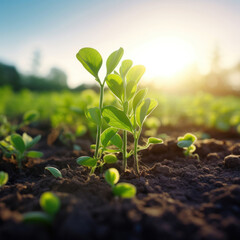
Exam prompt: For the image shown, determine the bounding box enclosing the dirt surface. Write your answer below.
[1,126,240,240]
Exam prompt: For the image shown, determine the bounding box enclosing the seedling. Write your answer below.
[45,166,62,178]
[76,47,124,173]
[0,110,39,138]
[23,192,60,225]
[0,133,43,169]
[177,133,199,159]
[104,168,136,198]
[0,171,8,187]
[102,64,163,173]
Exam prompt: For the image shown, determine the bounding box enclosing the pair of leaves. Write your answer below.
[177,133,197,148]
[101,127,122,149]
[136,98,158,127]
[23,192,60,225]
[76,47,123,81]
[104,168,136,198]
[106,63,145,102]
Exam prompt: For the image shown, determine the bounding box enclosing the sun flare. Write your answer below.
[131,37,197,80]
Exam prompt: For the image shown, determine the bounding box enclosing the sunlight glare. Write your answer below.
[131,37,197,80]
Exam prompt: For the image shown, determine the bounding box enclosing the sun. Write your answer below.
[131,37,196,80]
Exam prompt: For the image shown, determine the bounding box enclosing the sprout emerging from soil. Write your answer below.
[177,133,199,160]
[0,133,43,169]
[104,168,136,198]
[23,192,60,225]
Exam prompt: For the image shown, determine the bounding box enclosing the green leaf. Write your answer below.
[40,192,60,216]
[22,133,33,147]
[103,154,118,164]
[136,98,158,127]
[100,127,118,147]
[113,183,136,198]
[45,167,62,178]
[104,168,119,186]
[23,211,53,225]
[147,137,163,144]
[76,47,102,80]
[10,134,25,153]
[178,133,197,143]
[0,171,8,187]
[27,151,43,158]
[25,135,41,150]
[108,133,122,149]
[126,65,146,100]
[86,107,101,125]
[177,140,193,148]
[76,156,97,167]
[119,59,133,79]
[106,47,124,75]
[106,74,124,101]
[132,89,148,112]
[23,110,39,123]
[102,106,133,133]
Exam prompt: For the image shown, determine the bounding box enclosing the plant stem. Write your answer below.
[123,130,127,171]
[94,83,104,161]
[134,133,139,174]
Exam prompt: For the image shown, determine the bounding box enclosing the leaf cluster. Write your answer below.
[0,133,43,168]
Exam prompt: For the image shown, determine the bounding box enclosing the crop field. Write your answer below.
[1,48,240,240]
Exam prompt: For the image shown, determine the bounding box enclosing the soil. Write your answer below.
[1,125,240,240]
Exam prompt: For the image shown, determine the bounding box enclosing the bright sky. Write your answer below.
[0,0,240,87]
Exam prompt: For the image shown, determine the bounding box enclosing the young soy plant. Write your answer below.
[0,133,43,169]
[104,168,136,198]
[177,133,199,160]
[23,192,60,225]
[76,47,124,174]
[102,62,163,174]
[0,110,39,138]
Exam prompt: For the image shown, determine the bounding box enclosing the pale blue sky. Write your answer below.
[0,0,240,87]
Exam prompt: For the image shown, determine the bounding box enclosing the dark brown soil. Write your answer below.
[1,126,240,240]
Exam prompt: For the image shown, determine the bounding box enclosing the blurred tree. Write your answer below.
[31,50,41,75]
[47,67,68,87]
[0,63,21,90]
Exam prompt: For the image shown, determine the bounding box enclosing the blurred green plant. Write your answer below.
[0,171,8,187]
[104,168,136,198]
[23,192,60,225]
[177,133,199,160]
[0,133,43,169]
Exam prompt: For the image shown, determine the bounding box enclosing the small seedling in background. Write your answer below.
[76,47,124,174]
[45,166,62,178]
[0,171,8,187]
[23,192,60,225]
[177,133,199,160]
[104,168,136,198]
[0,110,39,138]
[0,133,43,169]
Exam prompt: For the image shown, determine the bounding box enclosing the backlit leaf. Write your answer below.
[76,48,102,80]
[106,74,123,101]
[40,192,60,216]
[113,183,136,198]
[86,107,101,125]
[106,47,124,74]
[102,106,133,133]
[119,59,133,79]
[132,89,148,112]
[104,168,119,186]
[10,134,25,153]
[76,156,97,167]
[45,167,62,178]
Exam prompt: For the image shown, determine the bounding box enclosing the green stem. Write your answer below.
[92,83,104,174]
[134,133,139,174]
[123,130,127,171]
